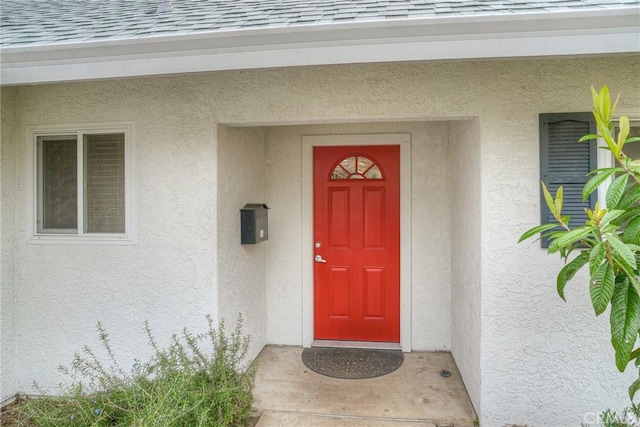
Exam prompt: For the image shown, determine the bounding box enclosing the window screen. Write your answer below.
[84,133,125,233]
[39,137,78,231]
[36,131,128,236]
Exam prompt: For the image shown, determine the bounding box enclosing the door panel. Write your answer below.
[328,188,349,248]
[363,267,384,319]
[363,187,385,248]
[313,145,400,342]
[329,267,350,318]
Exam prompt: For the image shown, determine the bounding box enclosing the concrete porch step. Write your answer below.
[256,410,439,427]
[252,346,476,427]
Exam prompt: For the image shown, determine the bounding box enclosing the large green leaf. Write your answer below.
[610,206,640,227]
[590,263,615,316]
[557,252,590,301]
[607,233,638,271]
[578,134,600,143]
[600,86,611,122]
[612,93,620,122]
[607,174,629,209]
[630,377,640,400]
[611,278,640,372]
[623,216,640,245]
[544,230,567,242]
[618,116,630,151]
[589,242,606,276]
[632,277,640,305]
[548,227,593,254]
[555,186,563,218]
[619,185,640,210]
[601,224,620,235]
[600,210,625,227]
[592,87,619,155]
[598,117,619,157]
[542,182,557,217]
[518,223,559,243]
[582,169,618,202]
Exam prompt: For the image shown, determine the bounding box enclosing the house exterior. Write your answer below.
[1,1,639,425]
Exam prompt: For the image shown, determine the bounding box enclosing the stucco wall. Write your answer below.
[2,56,640,425]
[450,119,482,415]
[264,122,451,350]
[9,78,219,395]
[1,87,18,402]
[478,63,638,426]
[217,126,268,364]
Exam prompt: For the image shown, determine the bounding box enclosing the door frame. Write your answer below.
[301,133,411,352]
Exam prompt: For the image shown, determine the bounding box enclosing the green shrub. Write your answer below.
[13,315,256,427]
[583,402,640,427]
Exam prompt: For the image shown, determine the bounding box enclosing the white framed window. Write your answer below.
[27,123,136,244]
[597,115,640,207]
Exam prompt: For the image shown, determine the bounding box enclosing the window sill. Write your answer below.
[29,234,137,245]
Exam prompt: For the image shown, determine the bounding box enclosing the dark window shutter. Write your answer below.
[539,113,597,248]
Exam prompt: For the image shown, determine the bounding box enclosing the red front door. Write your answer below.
[313,145,400,342]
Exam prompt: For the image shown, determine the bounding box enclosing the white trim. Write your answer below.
[1,8,638,85]
[26,122,137,245]
[301,133,412,352]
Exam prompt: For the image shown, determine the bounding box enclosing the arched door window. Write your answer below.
[330,155,383,180]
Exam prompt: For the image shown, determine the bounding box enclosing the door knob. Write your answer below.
[314,255,327,263]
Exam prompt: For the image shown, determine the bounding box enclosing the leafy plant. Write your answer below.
[519,86,640,400]
[12,315,256,426]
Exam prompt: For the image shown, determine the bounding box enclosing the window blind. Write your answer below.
[84,133,125,233]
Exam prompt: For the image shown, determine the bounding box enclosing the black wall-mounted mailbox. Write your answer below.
[240,204,269,244]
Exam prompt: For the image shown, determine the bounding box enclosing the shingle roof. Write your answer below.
[1,0,638,47]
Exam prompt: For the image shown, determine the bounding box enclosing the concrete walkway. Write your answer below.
[253,346,476,427]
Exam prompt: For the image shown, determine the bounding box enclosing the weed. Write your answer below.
[582,402,640,427]
[12,315,255,427]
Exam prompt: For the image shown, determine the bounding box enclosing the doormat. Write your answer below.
[301,347,404,379]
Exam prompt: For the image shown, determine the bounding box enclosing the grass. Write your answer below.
[589,402,640,427]
[6,315,256,427]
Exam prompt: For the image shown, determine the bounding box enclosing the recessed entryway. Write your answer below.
[301,133,412,351]
[220,119,479,418]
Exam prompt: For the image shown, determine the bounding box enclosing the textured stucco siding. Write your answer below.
[1,56,639,425]
[217,126,268,364]
[1,87,18,403]
[264,122,451,350]
[9,79,219,395]
[263,126,304,346]
[450,119,482,414]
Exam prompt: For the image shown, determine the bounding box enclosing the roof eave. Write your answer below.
[1,7,638,86]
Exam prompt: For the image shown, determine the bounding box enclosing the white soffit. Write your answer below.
[1,8,639,85]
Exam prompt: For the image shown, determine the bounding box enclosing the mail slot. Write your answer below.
[240,204,269,244]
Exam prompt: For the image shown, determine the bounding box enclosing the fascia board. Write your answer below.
[1,7,638,85]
